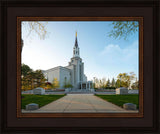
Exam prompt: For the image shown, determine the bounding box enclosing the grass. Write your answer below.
[95,94,139,109]
[21,94,65,109]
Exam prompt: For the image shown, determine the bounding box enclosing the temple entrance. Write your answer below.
[79,81,93,90]
[69,81,93,94]
[81,84,86,89]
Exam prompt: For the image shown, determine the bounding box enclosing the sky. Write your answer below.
[21,21,139,81]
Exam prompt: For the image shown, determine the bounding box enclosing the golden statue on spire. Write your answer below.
[76,31,77,37]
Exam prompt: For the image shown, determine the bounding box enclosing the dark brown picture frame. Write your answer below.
[1,0,159,133]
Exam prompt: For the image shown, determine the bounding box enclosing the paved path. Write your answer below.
[22,94,138,113]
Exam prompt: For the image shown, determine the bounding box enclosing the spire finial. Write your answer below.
[74,31,78,47]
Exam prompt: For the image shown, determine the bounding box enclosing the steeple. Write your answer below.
[75,31,78,47]
[73,31,80,58]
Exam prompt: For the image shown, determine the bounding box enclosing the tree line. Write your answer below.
[93,72,139,89]
[22,64,139,91]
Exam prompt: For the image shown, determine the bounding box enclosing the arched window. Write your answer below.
[64,77,67,88]
[64,77,67,84]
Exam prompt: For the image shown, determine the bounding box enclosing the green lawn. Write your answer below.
[95,94,139,109]
[21,94,65,109]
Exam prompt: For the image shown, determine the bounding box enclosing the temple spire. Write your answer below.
[75,31,78,47]
[73,31,80,57]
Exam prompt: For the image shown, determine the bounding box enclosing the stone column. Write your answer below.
[81,82,82,90]
[89,82,90,90]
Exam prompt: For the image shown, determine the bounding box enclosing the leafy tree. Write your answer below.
[121,81,128,88]
[109,21,139,40]
[21,76,30,91]
[21,63,32,77]
[117,73,129,87]
[115,79,121,88]
[117,72,136,88]
[52,78,60,89]
[127,72,136,89]
[25,71,35,89]
[131,78,139,89]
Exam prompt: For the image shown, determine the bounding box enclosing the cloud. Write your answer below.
[100,40,138,64]
[101,44,120,55]
[96,40,139,79]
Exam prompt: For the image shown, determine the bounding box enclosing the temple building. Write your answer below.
[43,32,92,90]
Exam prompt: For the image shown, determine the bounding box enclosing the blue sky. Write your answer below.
[22,21,139,81]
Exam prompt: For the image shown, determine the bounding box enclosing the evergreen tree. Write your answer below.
[105,79,111,88]
[34,70,46,88]
[21,69,46,90]
[21,63,32,77]
[111,78,116,87]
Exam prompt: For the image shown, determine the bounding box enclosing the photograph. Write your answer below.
[20,20,140,114]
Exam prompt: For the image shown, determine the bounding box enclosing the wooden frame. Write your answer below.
[17,16,143,118]
[1,0,159,133]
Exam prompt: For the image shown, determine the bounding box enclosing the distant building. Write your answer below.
[43,32,92,89]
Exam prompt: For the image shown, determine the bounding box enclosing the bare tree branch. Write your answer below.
[22,21,48,40]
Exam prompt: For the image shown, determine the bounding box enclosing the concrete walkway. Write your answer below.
[22,94,138,113]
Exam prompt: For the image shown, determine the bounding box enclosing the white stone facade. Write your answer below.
[43,32,91,89]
